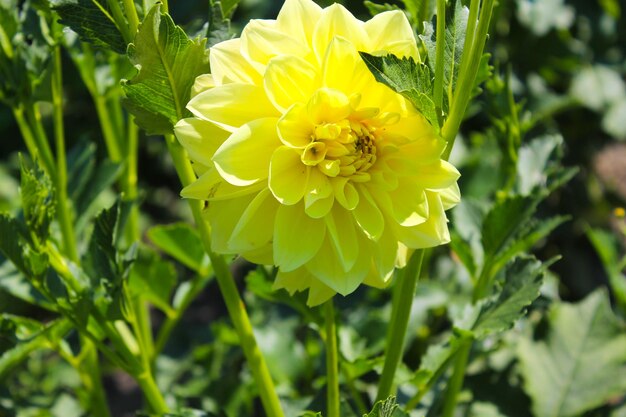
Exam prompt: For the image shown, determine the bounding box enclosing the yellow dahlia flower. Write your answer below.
[174,0,460,306]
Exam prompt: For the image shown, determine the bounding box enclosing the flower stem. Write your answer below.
[325,300,340,417]
[442,0,495,159]
[136,370,169,413]
[433,0,446,113]
[164,134,284,417]
[23,102,56,182]
[376,249,425,402]
[440,339,472,417]
[51,43,79,262]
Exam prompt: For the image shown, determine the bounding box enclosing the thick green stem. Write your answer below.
[122,0,140,36]
[433,0,446,112]
[136,370,169,414]
[123,117,140,242]
[376,249,425,402]
[93,96,123,162]
[164,135,284,417]
[51,44,79,262]
[440,340,472,417]
[442,0,494,159]
[325,300,340,417]
[12,107,40,163]
[78,337,113,417]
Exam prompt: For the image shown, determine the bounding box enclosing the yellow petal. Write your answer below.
[312,3,368,63]
[304,168,334,218]
[306,88,351,124]
[415,160,461,190]
[331,177,359,210]
[241,19,309,73]
[370,223,398,278]
[269,146,310,205]
[273,203,326,271]
[387,177,429,226]
[352,185,384,240]
[324,206,359,271]
[305,232,368,295]
[181,168,263,201]
[440,182,461,210]
[242,244,274,265]
[187,84,279,132]
[191,74,215,98]
[174,117,229,166]
[264,55,318,112]
[273,267,312,294]
[321,36,370,97]
[213,118,280,186]
[394,191,450,248]
[306,278,336,306]
[210,38,262,85]
[276,0,322,47]
[277,103,315,148]
[208,194,256,253]
[363,10,419,60]
[229,188,278,252]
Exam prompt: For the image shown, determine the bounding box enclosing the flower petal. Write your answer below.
[331,177,359,210]
[321,36,370,97]
[213,118,280,186]
[312,3,367,63]
[269,146,310,205]
[210,38,262,85]
[387,177,429,226]
[208,194,256,253]
[415,160,461,190]
[277,103,315,148]
[307,87,351,124]
[273,203,326,271]
[394,191,450,248]
[276,0,322,46]
[324,206,359,271]
[304,168,334,218]
[187,83,278,132]
[440,182,461,210]
[181,168,263,201]
[364,10,419,59]
[352,185,384,240]
[191,74,214,98]
[174,117,229,166]
[229,188,278,252]
[241,19,309,72]
[264,55,319,112]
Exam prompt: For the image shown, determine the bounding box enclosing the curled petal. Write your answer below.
[273,203,326,271]
[269,146,310,205]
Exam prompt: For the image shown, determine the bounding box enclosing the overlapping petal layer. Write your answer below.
[174,0,460,305]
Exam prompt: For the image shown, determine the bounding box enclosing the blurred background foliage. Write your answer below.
[0,0,625,416]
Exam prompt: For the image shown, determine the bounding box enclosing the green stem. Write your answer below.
[78,337,114,417]
[442,0,494,159]
[51,44,79,262]
[440,340,471,417]
[376,249,425,402]
[12,107,41,164]
[122,0,140,36]
[160,0,169,13]
[106,0,132,44]
[342,363,367,416]
[433,0,446,112]
[94,96,123,161]
[164,134,284,417]
[136,370,169,413]
[325,300,340,417]
[123,117,140,242]
[23,102,56,182]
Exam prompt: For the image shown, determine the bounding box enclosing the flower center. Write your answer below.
[301,119,378,182]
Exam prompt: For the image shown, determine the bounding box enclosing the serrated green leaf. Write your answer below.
[365,396,409,417]
[207,0,236,47]
[472,257,544,337]
[518,290,626,417]
[516,134,563,195]
[147,223,207,273]
[421,1,468,111]
[20,157,55,246]
[51,0,127,54]
[359,52,439,128]
[0,214,30,276]
[121,4,210,134]
[364,1,400,16]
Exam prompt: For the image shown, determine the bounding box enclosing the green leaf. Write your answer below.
[147,223,208,273]
[518,290,626,417]
[359,52,439,128]
[121,4,210,134]
[20,157,54,246]
[586,228,626,313]
[207,0,237,47]
[128,246,177,315]
[51,0,127,54]
[0,215,30,276]
[515,134,563,195]
[364,1,400,16]
[421,0,468,111]
[471,256,544,337]
[364,396,409,417]
[0,316,71,380]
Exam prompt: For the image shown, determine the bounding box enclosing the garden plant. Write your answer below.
[0,0,625,416]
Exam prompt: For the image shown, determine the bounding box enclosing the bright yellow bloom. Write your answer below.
[174,0,460,305]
